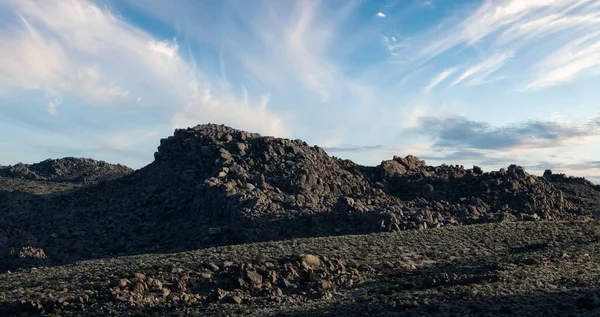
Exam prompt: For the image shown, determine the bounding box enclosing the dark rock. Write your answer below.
[208,227,222,236]
[577,293,600,309]
[0,158,132,184]
[422,184,434,199]
[0,123,597,274]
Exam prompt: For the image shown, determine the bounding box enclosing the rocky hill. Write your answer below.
[0,157,133,184]
[1,124,599,273]
[1,123,600,315]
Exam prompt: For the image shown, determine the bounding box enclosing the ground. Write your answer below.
[2,220,600,316]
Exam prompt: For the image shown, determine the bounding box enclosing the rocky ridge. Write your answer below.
[0,124,599,273]
[0,157,133,184]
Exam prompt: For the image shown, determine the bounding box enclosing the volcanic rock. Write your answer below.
[0,157,133,184]
[0,123,598,273]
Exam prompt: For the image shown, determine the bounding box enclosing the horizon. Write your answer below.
[1,0,599,184]
[1,123,598,185]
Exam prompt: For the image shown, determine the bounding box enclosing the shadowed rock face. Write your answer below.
[0,123,599,272]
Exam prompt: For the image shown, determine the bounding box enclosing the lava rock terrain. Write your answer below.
[1,124,600,316]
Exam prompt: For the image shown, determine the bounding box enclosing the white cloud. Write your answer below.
[75,66,131,101]
[47,98,59,116]
[0,0,286,140]
[424,67,456,92]
[524,31,600,89]
[452,52,514,86]
[116,0,430,149]
[1,0,596,176]
[400,102,429,130]
[171,89,285,137]
[149,39,179,58]
[385,0,600,89]
[422,1,435,8]
[0,14,70,92]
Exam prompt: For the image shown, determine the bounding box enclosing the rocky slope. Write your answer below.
[3,221,600,316]
[1,124,599,273]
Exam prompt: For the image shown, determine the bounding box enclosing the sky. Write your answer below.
[1,0,600,183]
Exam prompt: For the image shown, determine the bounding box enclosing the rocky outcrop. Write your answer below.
[0,124,598,272]
[0,157,133,184]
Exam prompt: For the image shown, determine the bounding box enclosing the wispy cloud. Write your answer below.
[420,148,510,167]
[1,0,599,178]
[421,1,435,9]
[47,98,59,116]
[451,52,514,86]
[424,67,456,92]
[124,0,408,146]
[386,0,600,90]
[525,160,600,171]
[0,0,287,154]
[524,31,600,89]
[323,145,384,153]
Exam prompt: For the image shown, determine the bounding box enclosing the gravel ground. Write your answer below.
[3,220,600,316]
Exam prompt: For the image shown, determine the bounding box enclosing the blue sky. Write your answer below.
[1,0,600,183]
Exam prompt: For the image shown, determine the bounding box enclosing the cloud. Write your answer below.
[385,0,600,89]
[588,176,600,184]
[420,149,511,167]
[415,115,600,150]
[123,0,400,146]
[1,0,599,177]
[523,160,600,184]
[424,67,456,92]
[0,14,71,93]
[0,0,287,153]
[420,149,489,162]
[0,107,155,166]
[47,98,59,116]
[322,145,385,153]
[170,90,285,138]
[451,52,514,87]
[524,161,600,171]
[421,1,435,9]
[524,31,600,89]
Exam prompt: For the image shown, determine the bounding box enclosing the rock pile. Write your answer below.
[0,157,133,184]
[103,254,360,311]
[0,124,598,272]
[373,162,574,220]
[542,169,600,215]
[6,246,49,269]
[141,124,589,241]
